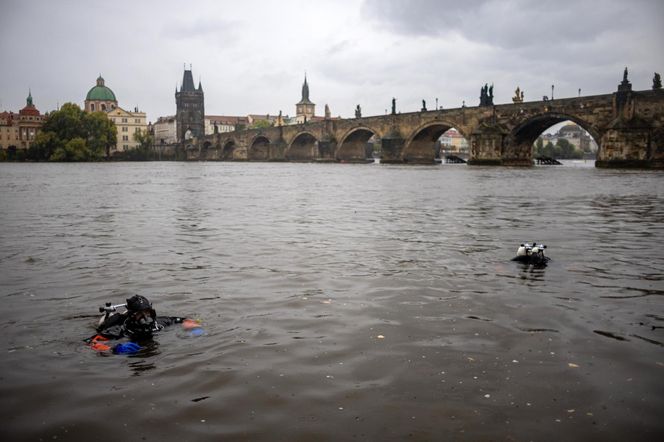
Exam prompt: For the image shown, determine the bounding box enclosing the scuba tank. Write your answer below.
[98,302,127,328]
[516,244,527,257]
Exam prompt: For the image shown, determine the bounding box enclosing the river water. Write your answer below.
[0,161,662,441]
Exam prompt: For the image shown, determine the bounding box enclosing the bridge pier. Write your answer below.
[595,88,664,168]
[380,135,405,164]
[467,125,514,166]
[597,124,663,168]
[268,140,287,161]
[318,139,337,161]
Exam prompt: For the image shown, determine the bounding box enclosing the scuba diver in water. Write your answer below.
[86,295,202,353]
[512,242,550,267]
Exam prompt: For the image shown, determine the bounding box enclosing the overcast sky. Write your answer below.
[1,0,662,122]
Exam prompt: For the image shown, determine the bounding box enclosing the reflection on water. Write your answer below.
[0,162,663,441]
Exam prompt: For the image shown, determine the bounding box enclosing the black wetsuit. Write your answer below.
[95,313,187,340]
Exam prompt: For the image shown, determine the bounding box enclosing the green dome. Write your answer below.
[86,76,117,101]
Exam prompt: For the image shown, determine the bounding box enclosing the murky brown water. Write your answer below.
[1,161,663,441]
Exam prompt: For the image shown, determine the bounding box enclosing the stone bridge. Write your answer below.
[188,82,664,168]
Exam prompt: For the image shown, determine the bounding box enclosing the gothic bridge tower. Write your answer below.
[176,66,205,143]
[295,74,315,123]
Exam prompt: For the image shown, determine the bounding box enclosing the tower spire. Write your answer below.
[301,73,310,101]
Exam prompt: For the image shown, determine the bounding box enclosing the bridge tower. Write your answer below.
[295,74,315,123]
[175,66,205,143]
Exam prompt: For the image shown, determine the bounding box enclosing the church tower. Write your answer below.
[295,74,315,122]
[175,66,205,143]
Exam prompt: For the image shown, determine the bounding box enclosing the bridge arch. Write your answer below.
[286,131,319,161]
[337,127,380,162]
[510,112,600,160]
[222,139,237,160]
[403,121,467,163]
[201,140,213,160]
[249,135,271,161]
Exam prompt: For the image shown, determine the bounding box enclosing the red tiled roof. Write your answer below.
[0,111,14,125]
[19,105,40,117]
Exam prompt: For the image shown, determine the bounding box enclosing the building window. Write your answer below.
[91,103,95,111]
[122,127,128,132]
[101,104,106,111]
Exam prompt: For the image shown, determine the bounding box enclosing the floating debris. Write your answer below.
[568,363,579,368]
[191,396,210,403]
[631,334,663,347]
[518,327,560,333]
[467,315,492,322]
[594,330,628,341]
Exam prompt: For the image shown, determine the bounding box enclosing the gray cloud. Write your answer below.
[162,17,240,43]
[361,0,659,49]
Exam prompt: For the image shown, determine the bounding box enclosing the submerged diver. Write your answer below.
[512,242,550,267]
[86,295,201,353]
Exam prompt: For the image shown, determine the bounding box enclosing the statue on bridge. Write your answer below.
[325,104,331,119]
[512,86,524,103]
[421,99,427,112]
[653,72,662,90]
[355,104,362,118]
[618,66,632,92]
[391,97,396,115]
[480,83,494,106]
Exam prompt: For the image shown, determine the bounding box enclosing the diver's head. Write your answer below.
[126,295,153,313]
[124,295,157,339]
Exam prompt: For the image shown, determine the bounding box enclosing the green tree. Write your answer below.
[86,111,117,158]
[250,119,272,129]
[134,129,154,150]
[554,138,583,159]
[122,129,155,160]
[543,141,556,158]
[51,137,89,161]
[534,138,544,156]
[28,103,116,161]
[29,131,62,160]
